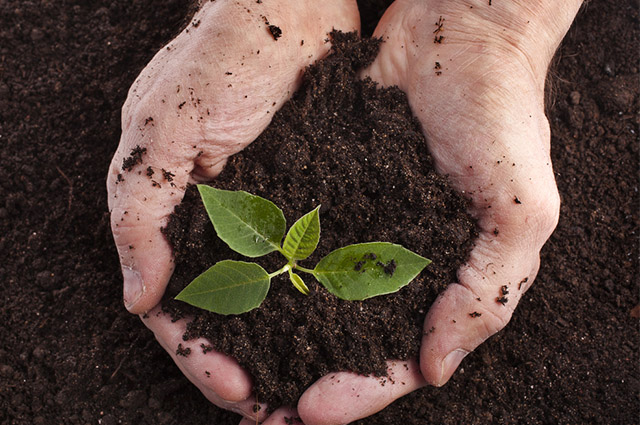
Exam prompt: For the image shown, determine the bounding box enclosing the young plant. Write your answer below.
[175,186,431,315]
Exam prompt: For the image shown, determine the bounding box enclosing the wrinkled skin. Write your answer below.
[107,0,583,423]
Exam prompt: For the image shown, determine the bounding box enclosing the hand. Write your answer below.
[296,1,583,423]
[106,0,359,420]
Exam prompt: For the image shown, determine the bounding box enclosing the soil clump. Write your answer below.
[162,31,477,408]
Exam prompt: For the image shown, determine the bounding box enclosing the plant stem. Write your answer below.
[294,265,315,275]
[268,264,291,279]
[276,246,289,258]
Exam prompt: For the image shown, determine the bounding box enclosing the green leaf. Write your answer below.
[282,206,321,260]
[175,260,270,315]
[313,242,430,301]
[289,270,310,295]
[198,185,286,257]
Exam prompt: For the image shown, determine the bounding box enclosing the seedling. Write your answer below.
[175,186,431,315]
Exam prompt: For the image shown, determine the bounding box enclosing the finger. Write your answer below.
[358,0,408,87]
[107,128,196,313]
[142,305,268,420]
[239,407,301,425]
[298,360,425,425]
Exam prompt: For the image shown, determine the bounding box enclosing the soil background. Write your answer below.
[0,1,638,424]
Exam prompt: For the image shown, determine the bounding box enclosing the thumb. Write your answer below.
[421,184,560,386]
[420,238,540,387]
[107,130,201,314]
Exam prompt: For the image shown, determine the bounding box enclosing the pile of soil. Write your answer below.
[161,30,476,408]
[0,1,637,424]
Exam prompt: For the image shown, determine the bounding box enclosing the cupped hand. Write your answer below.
[107,0,358,419]
[297,1,583,423]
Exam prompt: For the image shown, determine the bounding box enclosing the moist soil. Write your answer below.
[0,1,638,424]
[161,30,476,409]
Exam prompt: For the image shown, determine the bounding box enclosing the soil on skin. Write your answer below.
[0,1,638,425]
[161,31,477,408]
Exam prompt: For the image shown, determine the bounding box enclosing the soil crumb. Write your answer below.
[121,145,147,171]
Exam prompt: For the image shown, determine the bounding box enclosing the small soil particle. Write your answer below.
[176,344,191,357]
[121,145,147,171]
[383,259,397,276]
[267,24,282,40]
[518,277,529,290]
[162,169,175,182]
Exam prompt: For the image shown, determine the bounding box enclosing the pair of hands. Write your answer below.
[107,0,582,423]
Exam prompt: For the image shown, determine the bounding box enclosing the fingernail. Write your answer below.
[438,349,469,386]
[123,267,144,311]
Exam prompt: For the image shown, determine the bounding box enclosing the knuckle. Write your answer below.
[482,305,513,336]
[525,187,561,237]
[109,207,139,242]
[494,182,560,242]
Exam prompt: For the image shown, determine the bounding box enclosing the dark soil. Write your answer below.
[161,31,476,408]
[0,1,638,424]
